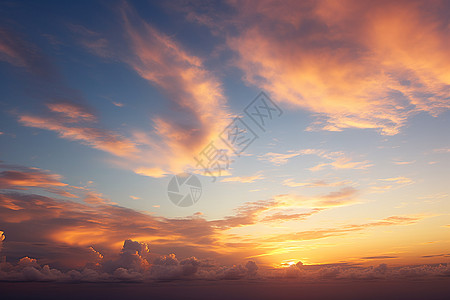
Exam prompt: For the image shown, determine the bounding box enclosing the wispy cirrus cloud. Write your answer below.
[53,4,233,177]
[370,176,414,193]
[117,3,231,175]
[221,173,264,183]
[18,113,138,158]
[259,149,372,171]
[6,3,231,178]
[265,215,424,243]
[283,178,353,188]
[433,147,450,154]
[0,27,56,78]
[275,187,360,209]
[68,24,113,58]
[392,160,416,165]
[1,25,139,162]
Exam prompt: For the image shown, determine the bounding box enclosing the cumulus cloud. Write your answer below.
[101,240,150,273]
[0,236,262,282]
[0,245,448,282]
[0,187,331,267]
[0,230,4,253]
[0,163,432,274]
[269,261,450,280]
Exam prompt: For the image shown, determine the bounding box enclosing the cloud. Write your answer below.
[221,173,264,183]
[18,113,138,158]
[0,159,434,274]
[0,242,448,282]
[421,253,450,258]
[283,178,353,188]
[433,147,450,154]
[275,187,359,209]
[46,102,96,123]
[378,176,413,185]
[220,0,450,135]
[0,183,343,268]
[269,262,450,280]
[101,240,150,273]
[2,25,139,161]
[117,3,231,174]
[0,191,229,267]
[392,160,416,165]
[83,191,112,206]
[258,150,307,166]
[213,186,359,228]
[370,176,414,193]
[266,215,424,243]
[0,27,56,78]
[0,182,439,280]
[261,208,323,223]
[0,237,263,282]
[361,256,399,260]
[0,164,76,198]
[0,231,4,253]
[35,4,233,177]
[259,149,372,171]
[133,167,166,178]
[68,24,112,58]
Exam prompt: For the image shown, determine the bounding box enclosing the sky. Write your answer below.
[0,0,450,285]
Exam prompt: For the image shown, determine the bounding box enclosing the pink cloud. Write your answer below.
[223,0,450,135]
[118,3,231,174]
[18,114,138,158]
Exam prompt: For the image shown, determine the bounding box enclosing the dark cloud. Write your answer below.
[361,256,399,260]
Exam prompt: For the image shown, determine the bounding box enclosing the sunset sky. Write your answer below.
[0,0,449,286]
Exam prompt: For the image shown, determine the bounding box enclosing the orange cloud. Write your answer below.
[260,149,372,171]
[0,164,78,198]
[46,102,96,122]
[18,114,138,158]
[119,4,231,174]
[283,178,353,188]
[275,187,359,209]
[221,173,264,183]
[133,167,166,178]
[266,215,424,243]
[225,0,450,135]
[370,176,414,193]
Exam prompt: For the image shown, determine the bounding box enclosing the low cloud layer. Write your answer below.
[0,240,448,282]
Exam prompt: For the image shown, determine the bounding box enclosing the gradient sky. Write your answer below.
[0,0,449,277]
